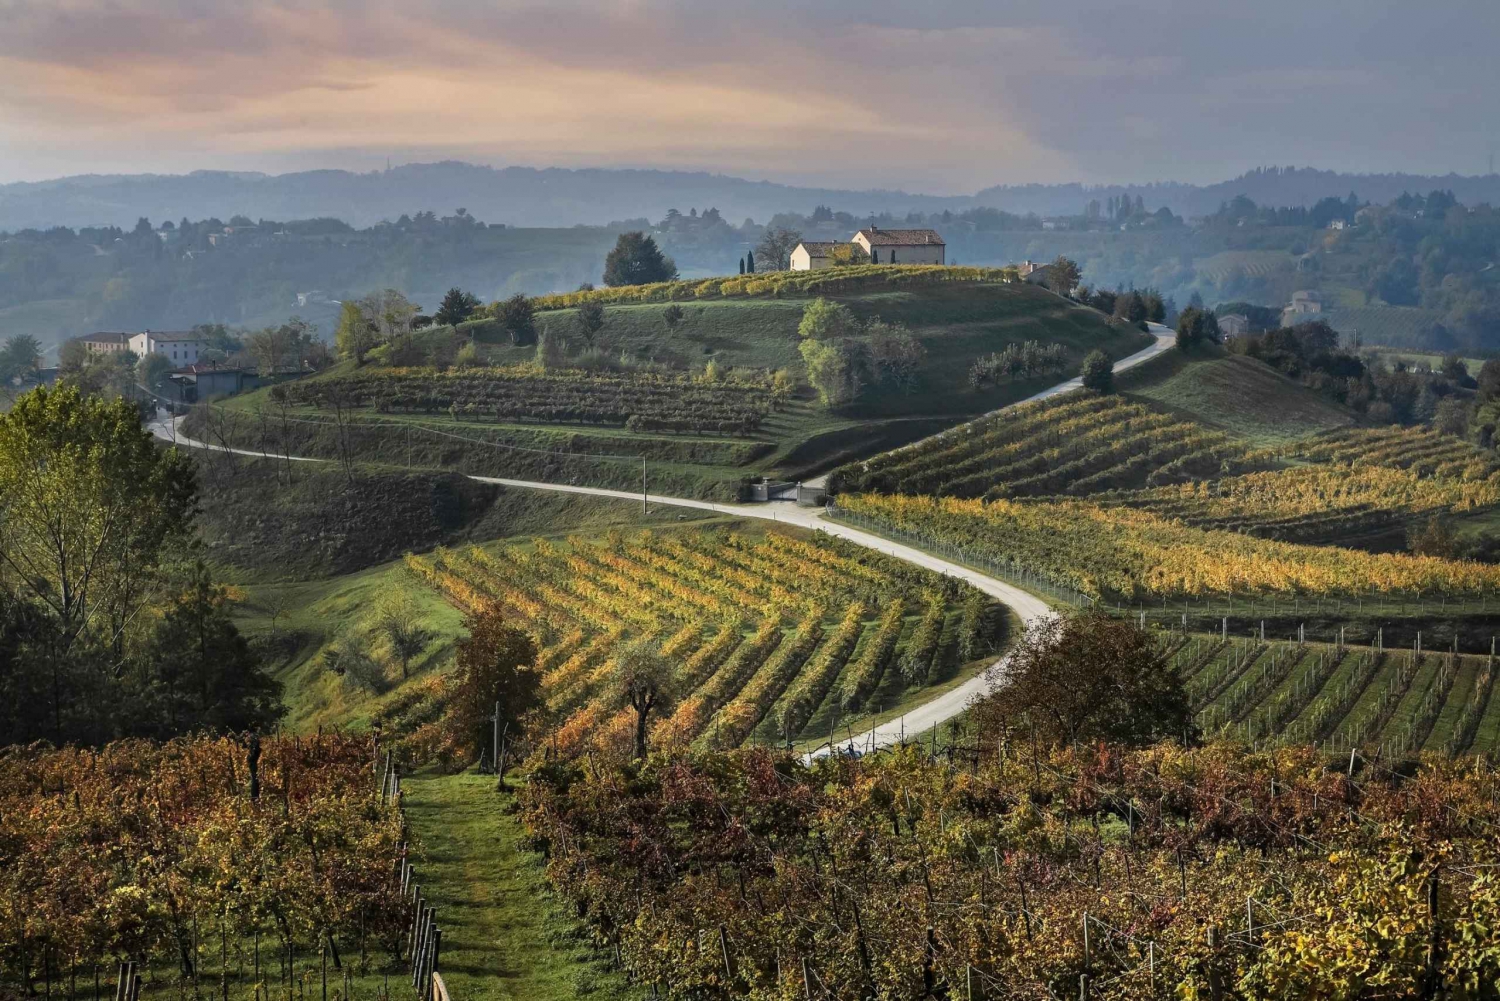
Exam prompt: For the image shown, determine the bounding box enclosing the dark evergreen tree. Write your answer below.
[434,287,480,327]
[602,232,677,287]
[746,249,755,274]
[739,257,745,275]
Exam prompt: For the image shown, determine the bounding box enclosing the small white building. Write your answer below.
[851,227,945,265]
[129,330,210,366]
[788,227,946,271]
[1219,314,1250,339]
[788,242,843,271]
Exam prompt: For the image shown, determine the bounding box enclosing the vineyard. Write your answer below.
[277,366,778,435]
[1291,425,1500,478]
[1110,463,1500,541]
[403,528,1001,754]
[828,393,1271,499]
[0,735,407,999]
[523,740,1500,1000]
[526,264,1019,310]
[1171,630,1500,757]
[833,492,1500,600]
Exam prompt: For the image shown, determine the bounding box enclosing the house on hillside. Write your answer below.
[1218,314,1251,339]
[1017,260,1057,287]
[129,330,210,366]
[851,227,945,265]
[1281,290,1324,326]
[788,242,843,271]
[77,332,133,355]
[789,228,946,271]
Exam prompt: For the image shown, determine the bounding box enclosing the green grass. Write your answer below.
[213,281,1147,496]
[1423,661,1478,753]
[1125,351,1355,446]
[231,493,727,731]
[400,772,634,1001]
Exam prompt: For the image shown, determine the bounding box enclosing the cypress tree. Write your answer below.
[739,257,745,275]
[746,250,755,274]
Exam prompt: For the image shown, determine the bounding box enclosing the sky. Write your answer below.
[0,0,1496,192]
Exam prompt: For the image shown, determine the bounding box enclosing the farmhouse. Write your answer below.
[77,332,132,355]
[790,227,946,271]
[1281,290,1324,326]
[1017,260,1054,285]
[128,330,210,365]
[788,242,843,271]
[851,227,945,265]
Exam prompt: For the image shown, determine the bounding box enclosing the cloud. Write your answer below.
[0,0,1495,188]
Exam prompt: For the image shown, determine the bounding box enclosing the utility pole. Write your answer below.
[642,457,648,515]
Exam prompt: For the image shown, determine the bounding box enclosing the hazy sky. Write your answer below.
[1,0,1495,191]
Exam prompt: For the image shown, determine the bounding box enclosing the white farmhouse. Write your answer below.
[128,330,210,365]
[788,242,843,271]
[851,227,945,265]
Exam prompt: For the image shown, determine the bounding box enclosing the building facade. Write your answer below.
[851,227,945,265]
[788,242,841,271]
[78,332,132,355]
[789,229,946,271]
[128,331,210,365]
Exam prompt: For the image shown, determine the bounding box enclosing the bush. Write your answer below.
[1080,350,1114,393]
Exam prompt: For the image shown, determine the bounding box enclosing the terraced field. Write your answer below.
[1193,250,1294,286]
[829,392,1273,499]
[1292,425,1500,477]
[404,528,1001,755]
[1177,632,1500,758]
[1109,451,1500,543]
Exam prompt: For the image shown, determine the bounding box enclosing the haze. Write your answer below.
[2,0,1496,192]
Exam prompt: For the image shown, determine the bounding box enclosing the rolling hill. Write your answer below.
[194,270,1151,497]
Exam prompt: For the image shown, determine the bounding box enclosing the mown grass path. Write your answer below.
[401,772,632,1001]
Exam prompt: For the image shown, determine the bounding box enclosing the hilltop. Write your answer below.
[196,269,1151,496]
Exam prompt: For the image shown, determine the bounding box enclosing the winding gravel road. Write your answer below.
[148,324,1174,758]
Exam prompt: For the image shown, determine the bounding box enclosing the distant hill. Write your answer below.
[4,161,1500,232]
[974,167,1500,219]
[0,161,969,232]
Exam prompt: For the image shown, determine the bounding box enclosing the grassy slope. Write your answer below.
[401,773,633,1001]
[217,280,1149,492]
[231,489,726,731]
[199,457,707,583]
[1123,349,1355,446]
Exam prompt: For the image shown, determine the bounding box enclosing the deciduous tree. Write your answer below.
[498,293,537,346]
[753,228,801,271]
[446,608,541,766]
[1046,256,1081,296]
[0,385,196,644]
[375,585,432,680]
[610,641,680,760]
[973,609,1195,748]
